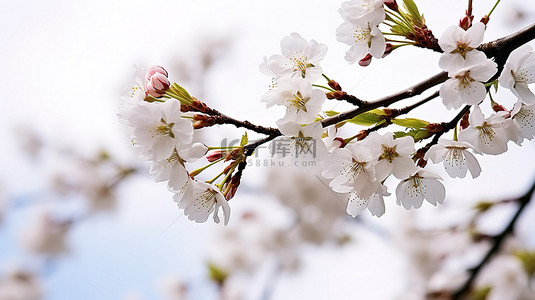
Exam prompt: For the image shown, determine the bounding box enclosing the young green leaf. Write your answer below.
[391,118,430,129]
[240,132,248,146]
[402,0,423,25]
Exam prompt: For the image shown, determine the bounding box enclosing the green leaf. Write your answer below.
[207,263,228,285]
[403,0,423,25]
[393,128,431,141]
[391,118,430,129]
[414,130,432,141]
[391,24,411,36]
[345,109,386,126]
[240,132,248,146]
[170,83,194,105]
[324,110,340,117]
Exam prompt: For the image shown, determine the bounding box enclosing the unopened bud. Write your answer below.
[193,118,216,129]
[206,151,224,162]
[190,98,211,113]
[150,73,170,91]
[333,137,346,148]
[382,108,397,119]
[223,164,233,174]
[326,91,347,100]
[225,176,241,200]
[384,0,398,12]
[193,114,210,121]
[146,67,170,98]
[425,123,444,133]
[328,80,342,91]
[358,54,373,67]
[460,110,470,129]
[145,65,168,82]
[225,148,242,161]
[356,130,368,141]
[146,85,165,98]
[413,149,428,168]
[382,43,394,58]
[492,102,507,113]
[459,15,472,30]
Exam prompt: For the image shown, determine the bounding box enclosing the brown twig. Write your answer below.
[451,176,535,299]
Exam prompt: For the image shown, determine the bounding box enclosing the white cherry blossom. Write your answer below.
[122,100,193,161]
[323,141,377,198]
[395,169,445,210]
[346,183,388,218]
[261,77,325,123]
[458,106,509,155]
[510,100,535,141]
[150,143,207,192]
[438,22,486,72]
[424,138,481,178]
[498,44,535,105]
[120,65,147,103]
[339,0,385,26]
[175,180,231,225]
[337,21,386,62]
[440,57,497,109]
[366,132,418,181]
[273,121,328,173]
[260,33,327,82]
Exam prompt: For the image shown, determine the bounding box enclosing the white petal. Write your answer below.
[346,192,369,217]
[367,194,386,217]
[459,81,487,105]
[464,150,482,178]
[423,179,446,206]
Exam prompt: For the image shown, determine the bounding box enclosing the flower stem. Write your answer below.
[312,84,335,92]
[190,158,224,177]
[217,165,236,189]
[487,0,501,18]
[206,169,226,184]
[467,0,473,17]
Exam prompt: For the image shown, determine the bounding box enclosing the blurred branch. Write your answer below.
[452,176,535,300]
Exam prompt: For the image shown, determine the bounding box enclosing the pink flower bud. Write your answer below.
[459,15,472,30]
[225,176,241,200]
[145,65,168,82]
[146,84,165,98]
[206,151,224,162]
[146,71,170,98]
[150,73,170,91]
[382,43,394,58]
[358,54,373,67]
[384,0,398,12]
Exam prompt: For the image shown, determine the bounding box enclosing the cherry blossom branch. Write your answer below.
[194,23,535,159]
[322,22,535,128]
[199,107,280,136]
[451,176,535,299]
[480,22,535,67]
[321,72,448,127]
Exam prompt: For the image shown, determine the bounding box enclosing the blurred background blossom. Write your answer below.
[1,0,535,299]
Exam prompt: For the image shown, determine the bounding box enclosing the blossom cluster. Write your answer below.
[118,66,231,225]
[119,0,535,224]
